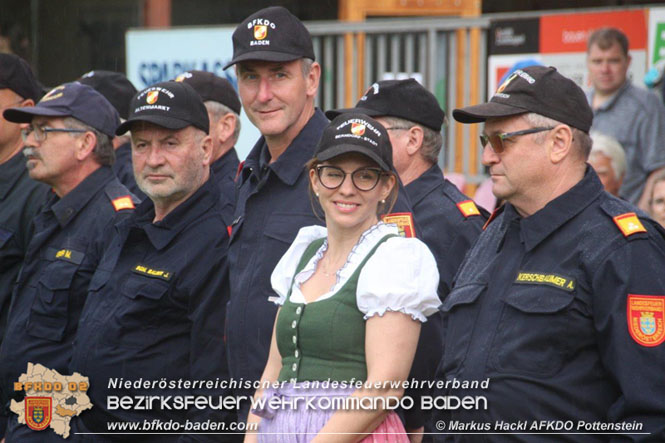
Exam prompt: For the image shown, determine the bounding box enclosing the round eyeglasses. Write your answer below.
[316,165,386,191]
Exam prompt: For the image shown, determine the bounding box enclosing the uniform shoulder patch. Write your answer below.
[456,200,481,218]
[111,195,135,212]
[381,212,416,238]
[627,294,665,347]
[613,212,647,237]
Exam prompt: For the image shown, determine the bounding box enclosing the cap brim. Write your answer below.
[324,107,385,121]
[116,115,193,135]
[453,101,527,124]
[223,51,306,70]
[3,106,70,123]
[316,144,391,172]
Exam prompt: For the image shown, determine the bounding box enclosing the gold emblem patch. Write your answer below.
[254,25,268,40]
[381,212,416,238]
[627,294,665,347]
[613,212,647,237]
[146,90,159,104]
[133,264,173,281]
[351,123,366,136]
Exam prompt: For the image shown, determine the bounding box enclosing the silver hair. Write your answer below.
[204,101,241,144]
[521,112,592,159]
[589,132,626,179]
[63,117,115,166]
[380,116,443,164]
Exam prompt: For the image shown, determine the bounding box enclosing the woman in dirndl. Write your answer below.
[245,113,440,443]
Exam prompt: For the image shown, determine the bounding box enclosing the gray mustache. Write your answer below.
[22,146,40,159]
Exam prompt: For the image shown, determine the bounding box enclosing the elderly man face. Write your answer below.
[22,116,87,187]
[589,151,622,196]
[131,122,211,216]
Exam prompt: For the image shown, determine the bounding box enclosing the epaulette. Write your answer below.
[105,182,138,212]
[483,205,505,231]
[456,200,482,218]
[600,198,648,239]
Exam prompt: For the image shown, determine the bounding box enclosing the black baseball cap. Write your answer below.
[224,6,315,70]
[174,70,241,115]
[3,82,120,137]
[314,113,393,172]
[326,79,445,131]
[453,65,593,133]
[78,70,137,120]
[0,53,43,102]
[116,81,209,135]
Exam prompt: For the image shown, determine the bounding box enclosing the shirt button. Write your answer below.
[291,320,297,329]
[292,363,297,371]
[292,335,297,344]
[296,306,302,315]
[295,350,299,358]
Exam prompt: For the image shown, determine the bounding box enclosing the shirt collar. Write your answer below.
[404,164,444,206]
[130,174,219,250]
[211,147,239,177]
[50,166,114,227]
[502,166,603,252]
[588,80,631,112]
[0,150,28,200]
[242,109,329,186]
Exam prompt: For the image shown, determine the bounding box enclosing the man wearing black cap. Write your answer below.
[433,66,665,440]
[328,78,487,439]
[69,81,234,441]
[222,6,329,421]
[78,70,144,200]
[174,70,241,212]
[0,82,136,442]
[0,51,48,443]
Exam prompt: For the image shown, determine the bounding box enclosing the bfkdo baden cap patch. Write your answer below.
[627,294,665,347]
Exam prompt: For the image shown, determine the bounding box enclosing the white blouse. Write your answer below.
[270,223,441,322]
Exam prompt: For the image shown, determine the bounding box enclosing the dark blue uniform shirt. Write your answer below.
[0,151,49,340]
[112,141,146,201]
[226,110,328,405]
[70,175,232,442]
[403,164,486,432]
[0,166,135,441]
[211,147,239,223]
[434,168,665,442]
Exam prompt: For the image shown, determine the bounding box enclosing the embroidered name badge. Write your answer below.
[627,294,665,347]
[381,212,415,238]
[111,195,135,211]
[613,213,647,237]
[132,264,173,281]
[456,200,481,218]
[514,272,576,292]
[49,248,85,265]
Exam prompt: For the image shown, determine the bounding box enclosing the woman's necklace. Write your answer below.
[321,253,342,277]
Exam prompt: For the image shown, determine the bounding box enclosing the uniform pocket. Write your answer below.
[490,286,576,377]
[440,283,485,375]
[28,261,78,341]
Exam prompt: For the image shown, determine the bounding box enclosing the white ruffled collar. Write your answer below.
[290,222,399,304]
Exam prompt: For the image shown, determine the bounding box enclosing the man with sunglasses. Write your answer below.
[433,65,665,440]
[327,79,487,439]
[0,82,136,442]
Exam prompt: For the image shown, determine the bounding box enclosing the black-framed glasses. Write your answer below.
[316,165,385,191]
[21,125,87,143]
[479,126,555,154]
[384,126,412,131]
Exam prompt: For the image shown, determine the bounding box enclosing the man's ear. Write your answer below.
[201,135,213,166]
[76,131,97,161]
[405,126,424,156]
[548,124,574,164]
[216,112,237,145]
